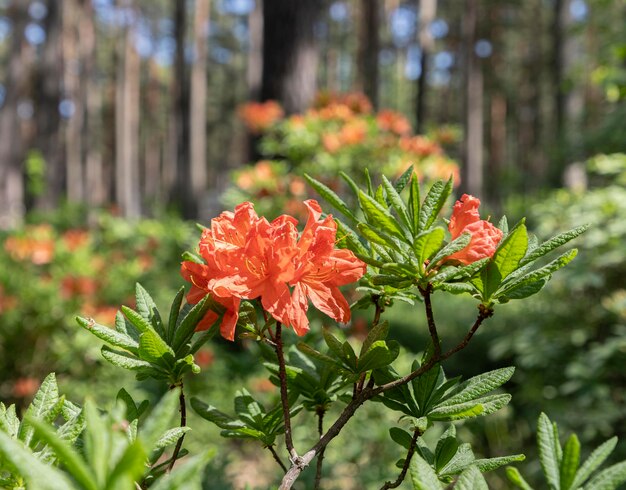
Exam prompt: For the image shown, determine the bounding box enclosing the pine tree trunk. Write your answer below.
[63,0,84,202]
[0,1,30,228]
[189,0,210,217]
[461,0,484,198]
[261,0,322,114]
[33,0,64,211]
[357,0,380,109]
[115,2,141,218]
[415,0,437,134]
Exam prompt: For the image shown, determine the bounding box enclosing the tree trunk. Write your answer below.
[415,0,437,134]
[189,0,210,218]
[357,0,380,109]
[170,0,191,215]
[115,3,141,218]
[551,0,564,140]
[80,0,105,210]
[0,1,30,228]
[461,0,484,198]
[261,0,322,114]
[33,0,64,211]
[63,0,84,202]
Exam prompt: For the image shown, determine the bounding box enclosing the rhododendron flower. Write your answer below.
[181,200,366,341]
[445,194,503,265]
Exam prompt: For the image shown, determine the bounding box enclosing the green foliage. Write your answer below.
[507,413,626,490]
[0,375,209,489]
[77,284,219,385]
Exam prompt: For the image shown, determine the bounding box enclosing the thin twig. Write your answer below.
[274,322,298,462]
[278,305,494,489]
[441,304,493,360]
[419,284,440,358]
[166,382,187,473]
[267,445,288,473]
[314,408,326,490]
[380,429,420,489]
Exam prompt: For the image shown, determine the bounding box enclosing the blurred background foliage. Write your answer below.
[0,0,625,488]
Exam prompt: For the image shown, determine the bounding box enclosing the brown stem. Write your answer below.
[441,304,493,360]
[275,322,298,462]
[372,295,383,326]
[419,284,440,358]
[268,445,288,473]
[314,408,326,490]
[166,382,186,473]
[278,305,494,489]
[380,429,420,489]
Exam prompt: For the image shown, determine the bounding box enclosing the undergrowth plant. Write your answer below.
[1,171,624,489]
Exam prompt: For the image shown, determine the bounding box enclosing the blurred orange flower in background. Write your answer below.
[238,100,284,133]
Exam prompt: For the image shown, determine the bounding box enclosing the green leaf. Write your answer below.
[18,373,59,448]
[358,190,408,242]
[154,427,191,451]
[234,389,265,428]
[172,295,214,354]
[498,249,578,295]
[342,341,358,370]
[0,430,77,490]
[360,321,390,356]
[336,218,370,256]
[560,434,581,490]
[429,394,511,421]
[25,415,97,490]
[412,363,442,414]
[435,426,459,472]
[76,316,139,354]
[537,413,562,490]
[101,345,153,371]
[135,283,165,338]
[382,175,411,231]
[104,441,147,490]
[82,399,108,486]
[358,222,405,253]
[520,224,589,266]
[150,451,214,490]
[414,227,446,268]
[427,233,472,270]
[191,398,244,430]
[418,178,453,232]
[389,427,413,450]
[138,329,175,369]
[297,342,342,367]
[167,287,186,344]
[323,329,345,359]
[410,453,444,490]
[357,340,399,373]
[394,164,415,193]
[473,454,526,473]
[583,461,626,490]
[506,466,535,490]
[437,367,515,407]
[454,466,488,490]
[121,305,155,334]
[138,390,180,455]
[304,173,357,222]
[189,327,218,355]
[493,220,528,279]
[499,279,547,301]
[571,437,618,489]
[409,175,421,235]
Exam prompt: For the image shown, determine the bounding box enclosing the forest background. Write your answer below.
[0,0,625,488]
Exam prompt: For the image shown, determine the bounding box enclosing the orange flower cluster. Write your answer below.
[313,91,373,115]
[445,194,503,265]
[376,110,412,136]
[181,200,367,341]
[3,225,55,265]
[238,100,284,133]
